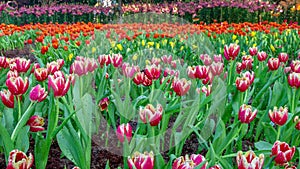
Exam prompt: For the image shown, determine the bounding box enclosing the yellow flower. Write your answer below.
[291,6,296,12]
[132,54,138,61]
[274,32,278,38]
[270,44,276,52]
[141,40,145,46]
[68,53,74,61]
[192,45,198,49]
[222,39,225,45]
[242,51,246,55]
[169,41,175,49]
[246,40,248,45]
[156,43,160,49]
[253,44,257,47]
[162,39,168,45]
[117,44,123,51]
[145,59,151,65]
[180,46,184,51]
[92,47,96,53]
[235,40,239,44]
[147,42,154,46]
[111,41,116,48]
[232,34,237,40]
[251,31,256,37]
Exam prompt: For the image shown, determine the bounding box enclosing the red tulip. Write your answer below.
[187,66,196,79]
[48,71,72,98]
[242,71,255,85]
[27,115,45,132]
[0,89,14,108]
[294,116,300,130]
[242,55,253,70]
[195,65,208,79]
[112,54,123,68]
[269,106,288,126]
[133,72,152,86]
[139,104,163,126]
[145,64,161,80]
[249,47,258,56]
[98,54,111,68]
[30,63,40,73]
[6,76,29,96]
[98,97,109,111]
[0,56,9,69]
[34,68,48,82]
[128,151,154,169]
[200,54,212,66]
[7,70,19,79]
[29,84,48,102]
[271,141,295,165]
[202,85,212,97]
[236,150,264,169]
[210,62,224,76]
[116,123,132,143]
[290,60,300,73]
[236,62,245,74]
[161,55,172,64]
[172,78,191,96]
[278,53,289,63]
[41,46,48,54]
[235,77,250,92]
[288,72,300,88]
[9,58,31,73]
[268,58,280,71]
[238,104,257,123]
[6,149,34,169]
[172,154,207,169]
[257,51,268,61]
[224,43,240,61]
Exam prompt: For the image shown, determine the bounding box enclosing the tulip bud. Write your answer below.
[172,154,207,169]
[271,141,295,165]
[29,84,48,102]
[235,77,250,92]
[172,78,191,96]
[290,60,300,73]
[236,62,245,74]
[294,116,300,130]
[202,85,212,97]
[27,115,45,132]
[210,62,224,76]
[0,89,14,108]
[249,47,258,56]
[213,54,223,63]
[0,56,9,69]
[98,97,109,111]
[145,64,161,80]
[139,104,163,126]
[122,63,140,78]
[242,71,255,85]
[151,57,161,66]
[112,54,123,68]
[236,151,264,169]
[128,151,154,169]
[209,165,222,169]
[7,70,19,79]
[269,106,288,126]
[34,68,48,82]
[9,57,31,73]
[161,55,172,64]
[116,123,132,143]
[199,54,212,66]
[242,55,253,70]
[98,54,111,68]
[70,60,88,76]
[238,104,257,123]
[195,65,208,79]
[257,51,268,61]
[224,43,240,61]
[48,72,71,98]
[6,76,29,96]
[288,72,300,88]
[278,53,288,63]
[268,58,280,71]
[6,149,34,169]
[47,61,61,75]
[187,66,196,79]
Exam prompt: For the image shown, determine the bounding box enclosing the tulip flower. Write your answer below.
[202,85,212,96]
[271,141,295,165]
[98,97,109,111]
[98,54,111,68]
[172,154,207,169]
[187,66,196,79]
[195,65,208,79]
[290,60,300,73]
[47,60,63,75]
[151,57,161,66]
[172,78,191,96]
[116,123,132,143]
[29,84,48,102]
[278,53,288,63]
[236,150,264,169]
[236,62,246,74]
[27,115,45,132]
[213,54,223,63]
[161,55,172,64]
[224,43,240,61]
[145,64,161,80]
[34,68,48,82]
[268,58,280,71]
[41,45,48,54]
[238,104,257,123]
[294,116,300,130]
[210,62,224,76]
[235,77,250,92]
[6,149,34,169]
[257,51,268,61]
[200,54,212,66]
[242,71,255,85]
[209,165,222,169]
[9,58,31,73]
[122,63,140,78]
[128,151,154,169]
[7,70,19,79]
[70,60,88,76]
[242,55,253,70]
[6,76,29,96]
[48,71,72,98]
[0,89,14,108]
[133,72,152,86]
[112,54,123,68]
[139,104,163,126]
[288,72,300,88]
[249,47,258,56]
[269,106,288,126]
[0,56,9,69]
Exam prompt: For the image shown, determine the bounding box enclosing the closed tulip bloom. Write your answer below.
[7,70,19,79]
[172,154,207,169]
[47,61,61,75]
[128,151,154,169]
[268,58,280,71]
[116,123,132,143]
[161,55,172,64]
[202,85,212,97]
[294,116,300,130]
[27,115,45,132]
[236,151,264,169]
[9,58,31,73]
[172,78,191,96]
[236,77,250,92]
[271,141,295,165]
[195,65,208,79]
[6,149,34,169]
[145,65,161,80]
[139,104,163,126]
[29,84,48,102]
[242,71,255,85]
[249,47,258,56]
[48,71,72,98]
[269,106,288,126]
[187,66,196,79]
[288,72,300,88]
[98,97,109,111]
[257,51,268,61]
[236,62,246,74]
[34,68,48,82]
[6,76,29,96]
[290,60,300,73]
[224,43,240,61]
[112,54,123,68]
[238,104,257,123]
[0,56,9,68]
[278,53,289,63]
[70,60,88,76]
[98,54,111,68]
[213,54,223,63]
[210,62,224,76]
[242,55,253,70]
[199,54,212,66]
[0,89,14,108]
[122,63,140,78]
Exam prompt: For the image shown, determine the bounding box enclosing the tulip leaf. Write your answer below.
[254,141,273,151]
[0,122,13,164]
[15,126,30,152]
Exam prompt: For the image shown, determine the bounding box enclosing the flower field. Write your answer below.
[1,1,300,169]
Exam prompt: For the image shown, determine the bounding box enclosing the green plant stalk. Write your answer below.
[276,126,281,141]
[291,88,296,114]
[228,61,234,86]
[17,96,21,121]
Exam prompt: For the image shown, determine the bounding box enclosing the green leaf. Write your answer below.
[15,126,30,152]
[0,122,13,164]
[255,141,273,151]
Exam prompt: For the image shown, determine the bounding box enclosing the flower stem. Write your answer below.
[17,96,21,121]
[291,88,296,114]
[276,126,281,141]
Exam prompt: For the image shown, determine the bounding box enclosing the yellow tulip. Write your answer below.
[222,39,225,45]
[117,44,123,51]
[68,53,74,61]
[270,44,276,52]
[232,34,237,40]
[180,46,184,51]
[142,40,145,46]
[148,42,154,46]
[251,31,256,37]
[253,44,257,47]
[92,47,96,53]
[169,41,175,49]
[111,41,116,48]
[145,59,151,65]
[132,54,138,61]
[156,43,160,49]
[235,40,239,44]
